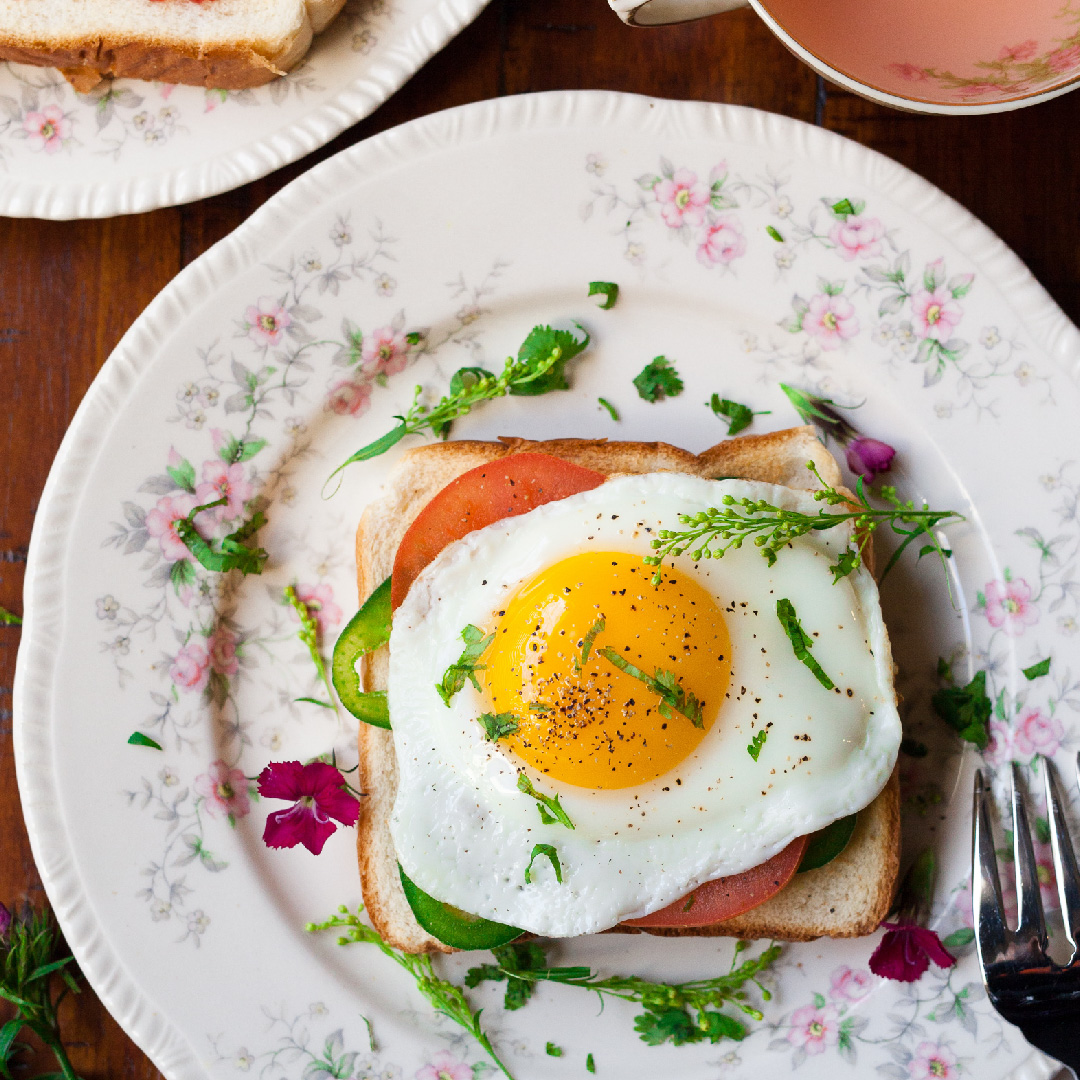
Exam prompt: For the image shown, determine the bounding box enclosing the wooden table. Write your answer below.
[1,1,1078,1073]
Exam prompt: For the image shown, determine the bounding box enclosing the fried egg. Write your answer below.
[388,473,901,937]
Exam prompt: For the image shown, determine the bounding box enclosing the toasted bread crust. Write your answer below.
[355,431,900,952]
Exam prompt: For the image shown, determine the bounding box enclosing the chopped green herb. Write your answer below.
[831,198,860,219]
[0,605,21,626]
[708,394,769,436]
[478,712,520,742]
[575,616,605,671]
[682,893,695,912]
[546,1042,563,1057]
[437,624,495,706]
[932,668,991,750]
[464,942,548,1011]
[598,396,620,422]
[588,281,619,309]
[775,599,835,690]
[900,737,928,758]
[586,1053,596,1074]
[598,647,703,727]
[285,584,337,711]
[175,499,268,575]
[766,225,784,243]
[747,729,768,761]
[127,731,163,750]
[295,696,335,709]
[942,927,976,949]
[525,844,563,885]
[633,356,683,403]
[528,702,551,713]
[517,772,575,829]
[1023,657,1051,681]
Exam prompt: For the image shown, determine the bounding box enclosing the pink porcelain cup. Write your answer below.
[608,0,1080,114]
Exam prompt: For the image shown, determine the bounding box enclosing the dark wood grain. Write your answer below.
[1,0,1078,1073]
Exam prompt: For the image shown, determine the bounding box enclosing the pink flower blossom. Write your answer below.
[194,459,254,522]
[830,215,885,261]
[804,293,859,350]
[984,577,1039,636]
[869,921,955,982]
[23,105,70,154]
[889,62,929,82]
[1048,43,1080,74]
[0,902,10,941]
[786,1003,839,1054]
[170,639,210,692]
[983,719,1015,767]
[194,759,251,820]
[953,880,974,929]
[291,583,342,637]
[416,1051,473,1080]
[908,1040,958,1080]
[696,215,747,268]
[846,436,895,481]
[829,965,874,1002]
[145,493,197,562]
[1000,40,1039,62]
[654,168,710,229]
[1012,706,1064,759]
[326,379,372,417]
[245,297,291,347]
[361,326,410,378]
[911,287,963,341]
[207,625,239,677]
[257,760,360,855]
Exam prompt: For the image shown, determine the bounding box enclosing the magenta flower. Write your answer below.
[207,626,240,677]
[326,379,372,417]
[804,293,859,350]
[869,920,955,982]
[830,215,885,261]
[258,761,360,855]
[828,965,873,1002]
[845,436,896,482]
[245,297,292,347]
[195,459,254,522]
[146,493,198,562]
[361,326,410,378]
[194,759,251,821]
[908,1040,958,1080]
[696,215,747,268]
[0,902,10,942]
[911,287,963,341]
[291,583,342,637]
[170,639,210,693]
[984,577,1039,636]
[655,168,710,229]
[786,1003,839,1054]
[416,1051,474,1080]
[23,105,70,154]
[1012,706,1064,759]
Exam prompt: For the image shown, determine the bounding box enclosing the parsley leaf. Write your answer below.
[775,599,835,690]
[517,772,575,829]
[127,732,163,750]
[509,325,590,397]
[437,624,494,706]
[932,668,991,750]
[546,1042,563,1057]
[478,712,520,741]
[598,396,620,421]
[588,281,619,309]
[464,942,547,1011]
[525,844,563,885]
[708,394,769,436]
[1023,657,1051,680]
[766,225,784,243]
[633,356,683,403]
[747,729,768,761]
[597,647,703,727]
[175,499,268,575]
[586,1053,596,1073]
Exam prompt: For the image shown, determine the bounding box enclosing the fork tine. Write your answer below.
[1012,761,1049,952]
[973,768,1009,964]
[1044,756,1080,957]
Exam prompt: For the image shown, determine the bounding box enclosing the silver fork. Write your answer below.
[974,757,1080,1074]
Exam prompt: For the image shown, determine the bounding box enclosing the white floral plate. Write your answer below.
[15,91,1080,1080]
[0,0,489,218]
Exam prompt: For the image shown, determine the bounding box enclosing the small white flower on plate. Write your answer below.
[96,595,120,620]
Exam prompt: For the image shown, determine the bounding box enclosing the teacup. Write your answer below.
[609,0,1080,114]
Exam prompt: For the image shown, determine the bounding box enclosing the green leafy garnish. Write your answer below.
[478,712,520,742]
[127,732,163,750]
[525,844,563,885]
[633,356,683,403]
[307,906,512,1079]
[175,499,268,575]
[588,281,619,309]
[598,397,620,422]
[747,729,768,761]
[708,394,770,436]
[437,624,495,706]
[0,606,21,626]
[0,901,85,1080]
[1023,657,1051,681]
[797,814,857,872]
[546,1042,563,1057]
[465,939,780,1049]
[775,599,835,691]
[645,460,962,587]
[285,584,337,711]
[831,197,863,219]
[575,616,606,671]
[328,323,590,482]
[597,647,703,727]
[586,1053,596,1073]
[766,225,783,243]
[932,667,991,750]
[464,942,547,1011]
[528,702,551,713]
[517,773,575,829]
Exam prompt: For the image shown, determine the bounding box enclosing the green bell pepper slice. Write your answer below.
[399,865,522,950]
[332,576,393,728]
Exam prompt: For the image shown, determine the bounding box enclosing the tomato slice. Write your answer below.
[621,835,809,928]
[391,452,607,609]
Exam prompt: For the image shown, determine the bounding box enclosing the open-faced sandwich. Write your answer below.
[339,428,902,954]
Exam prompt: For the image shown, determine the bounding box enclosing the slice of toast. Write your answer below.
[0,0,345,91]
[356,429,901,953]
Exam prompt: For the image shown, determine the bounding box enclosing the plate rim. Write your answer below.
[13,89,1080,1078]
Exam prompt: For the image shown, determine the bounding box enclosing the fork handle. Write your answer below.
[1015,1016,1080,1075]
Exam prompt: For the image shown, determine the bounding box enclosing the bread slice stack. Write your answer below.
[355,429,901,953]
[0,0,345,91]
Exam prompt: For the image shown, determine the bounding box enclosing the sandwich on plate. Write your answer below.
[341,428,902,953]
[0,0,344,91]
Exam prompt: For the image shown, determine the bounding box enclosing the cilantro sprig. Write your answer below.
[633,356,683,402]
[328,324,590,485]
[747,729,768,761]
[464,942,548,1011]
[285,584,337,711]
[307,906,512,1080]
[517,773,575,829]
[588,282,619,309]
[709,395,770,436]
[437,624,495,706]
[478,712,519,741]
[597,647,703,727]
[176,498,268,575]
[465,939,780,1049]
[645,460,962,587]
[932,664,991,750]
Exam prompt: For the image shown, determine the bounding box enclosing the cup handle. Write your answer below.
[608,0,749,26]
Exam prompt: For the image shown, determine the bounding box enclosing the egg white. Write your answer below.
[388,473,901,937]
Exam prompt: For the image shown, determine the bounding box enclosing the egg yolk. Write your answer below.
[481,551,732,789]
